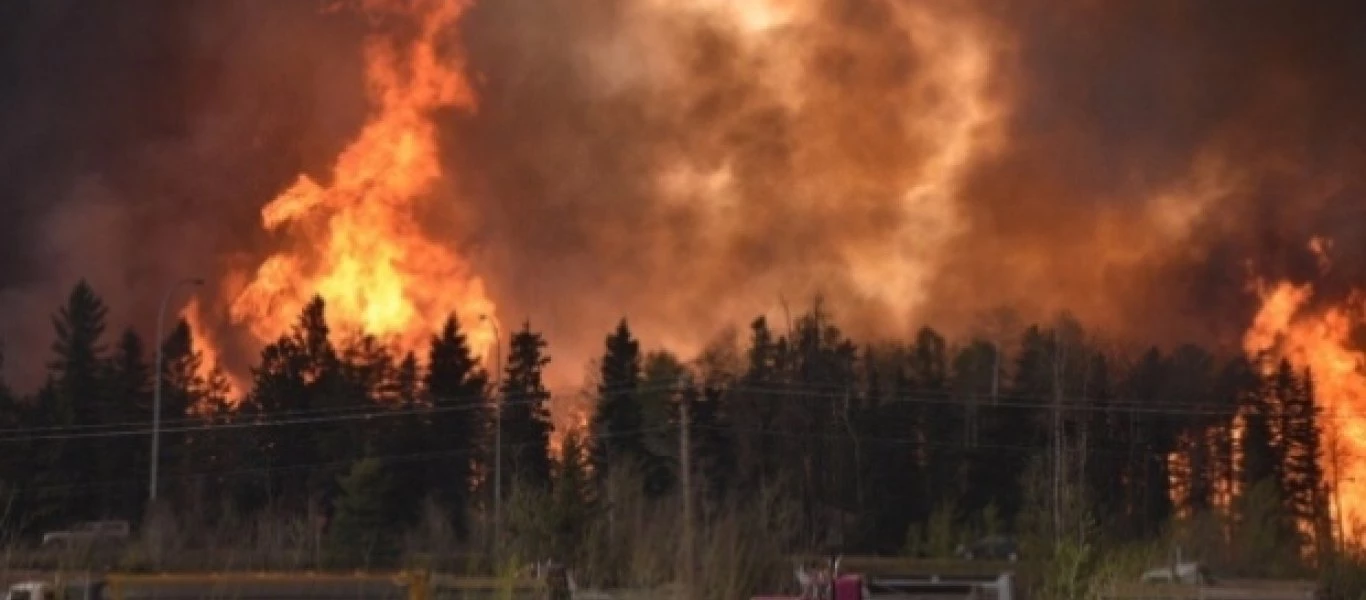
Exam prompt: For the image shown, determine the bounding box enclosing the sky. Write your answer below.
[2,0,1365,392]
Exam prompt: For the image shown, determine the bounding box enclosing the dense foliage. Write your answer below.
[0,281,1341,585]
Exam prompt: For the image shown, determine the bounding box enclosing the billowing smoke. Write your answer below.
[2,0,1365,392]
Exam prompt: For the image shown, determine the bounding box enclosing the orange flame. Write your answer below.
[1244,241,1366,543]
[222,0,497,369]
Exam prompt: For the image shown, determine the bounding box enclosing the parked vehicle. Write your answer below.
[3,577,102,600]
[955,535,1019,562]
[40,520,129,548]
[1139,561,1215,585]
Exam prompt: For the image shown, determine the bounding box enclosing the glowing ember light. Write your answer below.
[1244,240,1366,543]
[222,0,497,367]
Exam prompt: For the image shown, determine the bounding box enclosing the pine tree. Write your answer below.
[980,325,1050,528]
[49,280,109,425]
[688,383,734,507]
[326,457,398,567]
[1165,345,1216,515]
[424,314,488,539]
[1241,377,1282,490]
[0,344,24,532]
[99,329,150,519]
[590,320,651,492]
[499,323,554,491]
[1123,347,1176,538]
[183,364,241,517]
[1280,363,1327,545]
[861,348,920,553]
[639,351,688,496]
[380,353,430,526]
[787,301,859,537]
[912,328,956,515]
[329,334,395,473]
[155,321,201,509]
[1082,352,1124,527]
[550,430,592,561]
[44,280,111,521]
[730,317,783,494]
[242,296,341,512]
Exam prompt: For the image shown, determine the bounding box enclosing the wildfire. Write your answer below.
[214,0,497,372]
[1244,242,1366,542]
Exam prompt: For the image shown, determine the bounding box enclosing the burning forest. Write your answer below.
[2,0,1366,595]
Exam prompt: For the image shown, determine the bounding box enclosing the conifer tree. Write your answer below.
[44,280,111,520]
[327,457,397,567]
[912,328,956,513]
[381,353,429,526]
[787,301,858,535]
[550,430,592,561]
[0,344,24,532]
[1083,352,1124,526]
[184,364,241,516]
[499,323,554,490]
[730,317,783,493]
[243,296,340,511]
[1280,363,1327,542]
[424,314,488,538]
[1124,347,1176,537]
[862,349,920,553]
[99,329,149,518]
[155,321,200,508]
[688,383,734,506]
[638,351,687,495]
[590,320,650,491]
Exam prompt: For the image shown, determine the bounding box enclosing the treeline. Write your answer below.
[0,281,1338,574]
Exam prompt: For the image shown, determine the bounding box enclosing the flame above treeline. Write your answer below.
[188,0,497,387]
[3,0,1366,536]
[1245,240,1366,539]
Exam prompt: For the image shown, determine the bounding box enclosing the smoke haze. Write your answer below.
[2,0,1366,392]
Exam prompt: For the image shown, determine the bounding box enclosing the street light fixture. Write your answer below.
[150,277,204,505]
[479,314,503,547]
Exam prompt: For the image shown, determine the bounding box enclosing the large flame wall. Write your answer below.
[0,1,1365,479]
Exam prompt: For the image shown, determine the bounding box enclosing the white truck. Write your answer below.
[40,521,129,548]
[2,578,102,600]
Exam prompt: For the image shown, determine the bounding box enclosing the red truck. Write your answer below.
[753,556,1017,600]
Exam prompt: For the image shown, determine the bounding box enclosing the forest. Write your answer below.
[0,280,1357,597]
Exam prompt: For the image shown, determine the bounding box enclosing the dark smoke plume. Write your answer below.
[2,0,1366,391]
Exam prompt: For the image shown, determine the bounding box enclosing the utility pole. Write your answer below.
[480,315,502,555]
[1052,334,1064,547]
[680,389,694,600]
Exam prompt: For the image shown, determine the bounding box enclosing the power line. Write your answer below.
[0,377,1352,445]
[0,380,685,442]
[3,425,671,497]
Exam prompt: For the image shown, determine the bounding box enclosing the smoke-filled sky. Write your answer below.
[2,0,1366,392]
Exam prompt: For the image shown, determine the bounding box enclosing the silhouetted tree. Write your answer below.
[327,457,397,567]
[424,314,488,538]
[379,352,429,527]
[590,320,651,492]
[688,382,734,507]
[98,329,149,519]
[1279,363,1328,546]
[41,280,111,522]
[242,296,341,513]
[729,317,785,494]
[912,328,956,517]
[550,429,592,561]
[500,323,554,490]
[1123,347,1176,537]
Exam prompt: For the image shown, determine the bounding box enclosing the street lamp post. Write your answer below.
[480,315,503,548]
[150,277,204,505]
